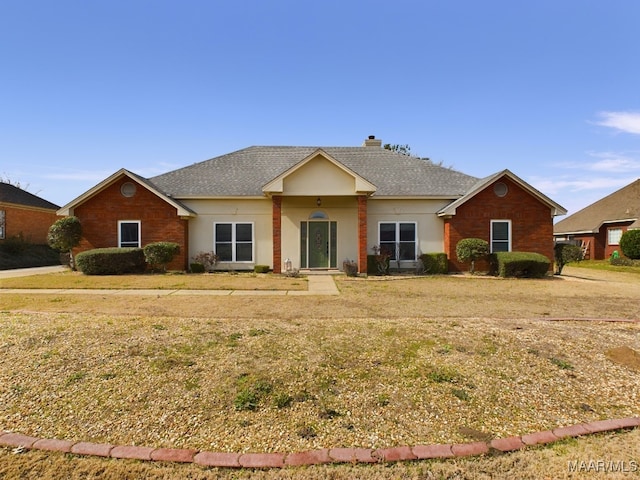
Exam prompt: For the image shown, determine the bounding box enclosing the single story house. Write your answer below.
[57,136,566,273]
[553,178,640,259]
[0,182,60,244]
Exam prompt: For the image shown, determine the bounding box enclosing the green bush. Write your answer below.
[456,238,489,273]
[190,262,205,273]
[553,243,582,275]
[143,242,180,272]
[76,248,146,275]
[419,253,448,274]
[619,229,640,259]
[254,264,270,273]
[610,256,640,267]
[47,216,82,270]
[489,252,551,278]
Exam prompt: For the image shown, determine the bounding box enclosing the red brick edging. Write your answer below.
[1,417,639,469]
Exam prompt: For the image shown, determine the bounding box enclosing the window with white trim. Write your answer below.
[118,221,141,248]
[378,222,417,260]
[608,228,623,245]
[0,210,5,239]
[214,223,254,262]
[490,220,511,252]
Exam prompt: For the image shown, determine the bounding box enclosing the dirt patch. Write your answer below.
[606,346,640,371]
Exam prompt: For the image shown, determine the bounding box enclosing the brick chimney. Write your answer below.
[362,135,382,148]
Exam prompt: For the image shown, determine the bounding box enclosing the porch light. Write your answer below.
[316,197,321,206]
[284,258,292,273]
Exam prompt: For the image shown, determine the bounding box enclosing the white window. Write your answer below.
[608,228,623,245]
[378,222,417,261]
[491,220,511,252]
[214,223,254,262]
[0,210,5,239]
[118,221,141,248]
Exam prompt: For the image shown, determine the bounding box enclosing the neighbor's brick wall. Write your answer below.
[72,178,189,270]
[445,177,555,272]
[0,203,58,244]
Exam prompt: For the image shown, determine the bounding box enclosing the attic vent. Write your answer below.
[493,182,508,197]
[121,182,137,197]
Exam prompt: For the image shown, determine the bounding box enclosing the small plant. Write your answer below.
[371,245,391,275]
[273,392,293,409]
[376,393,390,407]
[192,251,218,272]
[66,371,87,385]
[456,238,489,273]
[296,424,317,439]
[342,259,358,276]
[234,388,259,411]
[451,388,470,401]
[550,357,574,370]
[427,366,460,383]
[254,265,270,273]
[190,262,205,273]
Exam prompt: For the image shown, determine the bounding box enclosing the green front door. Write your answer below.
[308,222,329,268]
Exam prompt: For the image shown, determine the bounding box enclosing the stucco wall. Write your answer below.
[367,198,451,267]
[183,198,273,270]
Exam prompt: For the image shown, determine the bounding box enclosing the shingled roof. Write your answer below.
[554,179,640,234]
[149,146,479,198]
[0,182,59,210]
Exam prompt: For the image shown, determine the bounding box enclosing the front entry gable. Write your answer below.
[262,149,377,197]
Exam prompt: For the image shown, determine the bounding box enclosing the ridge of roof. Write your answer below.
[150,145,479,198]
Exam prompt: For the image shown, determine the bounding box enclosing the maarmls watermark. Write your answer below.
[568,460,638,473]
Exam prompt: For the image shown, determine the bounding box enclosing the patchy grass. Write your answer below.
[0,269,307,290]
[0,265,640,478]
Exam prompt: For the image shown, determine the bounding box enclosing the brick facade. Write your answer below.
[0,203,58,244]
[445,177,555,272]
[72,178,189,270]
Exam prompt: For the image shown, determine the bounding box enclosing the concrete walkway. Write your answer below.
[0,266,340,296]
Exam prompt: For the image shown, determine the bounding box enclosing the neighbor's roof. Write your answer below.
[553,179,640,234]
[0,182,59,210]
[149,146,480,198]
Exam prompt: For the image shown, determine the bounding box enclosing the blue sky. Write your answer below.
[2,1,639,218]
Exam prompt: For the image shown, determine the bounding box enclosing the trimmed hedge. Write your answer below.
[143,242,180,272]
[76,248,146,275]
[419,253,448,274]
[620,229,640,259]
[254,265,270,273]
[489,252,551,278]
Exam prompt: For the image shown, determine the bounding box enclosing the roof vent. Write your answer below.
[363,135,382,148]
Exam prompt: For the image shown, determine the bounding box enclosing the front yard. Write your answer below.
[1,264,639,479]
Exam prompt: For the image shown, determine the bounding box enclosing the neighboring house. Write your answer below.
[553,179,640,260]
[57,136,566,273]
[0,182,60,244]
